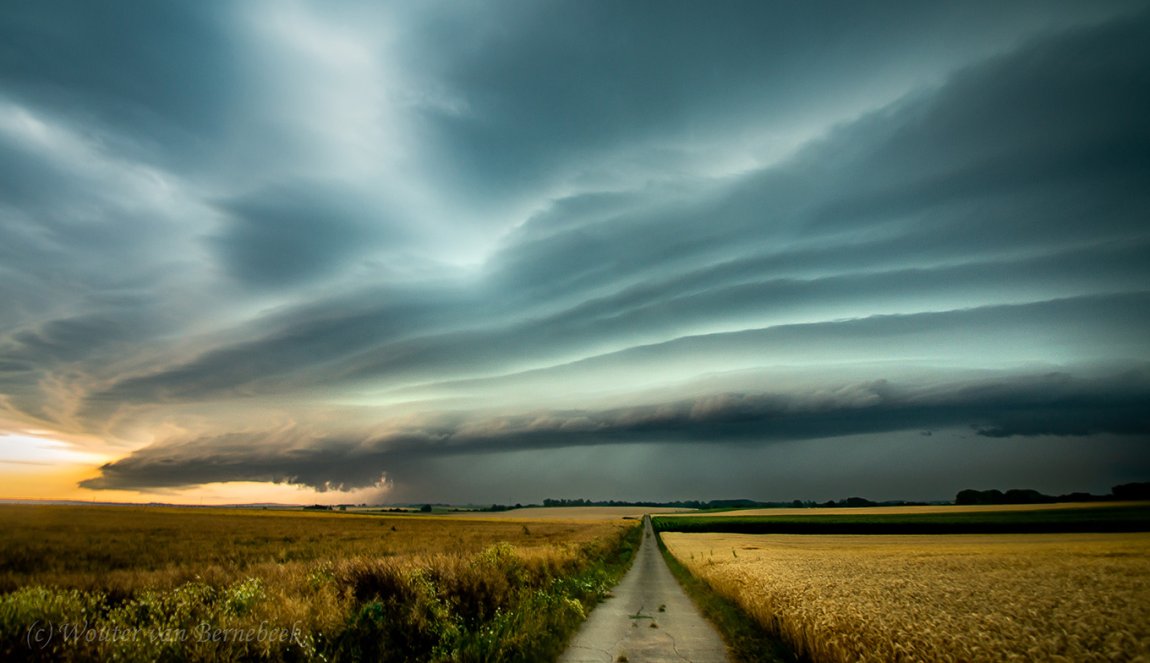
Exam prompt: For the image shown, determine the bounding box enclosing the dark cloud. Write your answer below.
[401,434,1150,505]
[87,256,1150,411]
[1,3,1147,500]
[802,14,1150,240]
[8,314,135,365]
[0,0,243,168]
[211,181,401,287]
[474,11,1150,316]
[82,369,1150,492]
[410,0,1132,203]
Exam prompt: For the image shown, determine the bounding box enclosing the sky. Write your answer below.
[1,1,1149,505]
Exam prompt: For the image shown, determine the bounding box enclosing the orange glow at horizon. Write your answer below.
[0,433,390,506]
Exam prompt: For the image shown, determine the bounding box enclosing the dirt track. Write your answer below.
[559,516,729,663]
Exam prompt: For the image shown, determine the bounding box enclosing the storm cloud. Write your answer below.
[2,2,1149,502]
[82,368,1150,492]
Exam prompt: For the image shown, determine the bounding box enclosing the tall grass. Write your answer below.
[0,506,640,661]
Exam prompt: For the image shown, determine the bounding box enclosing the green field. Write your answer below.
[653,503,1150,535]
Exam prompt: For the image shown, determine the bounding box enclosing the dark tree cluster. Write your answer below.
[956,483,1150,505]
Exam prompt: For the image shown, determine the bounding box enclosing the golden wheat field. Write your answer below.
[661,531,1150,662]
[455,506,689,520]
[0,505,640,661]
[0,505,626,593]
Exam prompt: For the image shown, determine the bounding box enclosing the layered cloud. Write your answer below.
[82,368,1150,492]
[2,2,1148,500]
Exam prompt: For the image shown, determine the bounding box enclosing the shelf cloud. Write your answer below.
[2,1,1148,502]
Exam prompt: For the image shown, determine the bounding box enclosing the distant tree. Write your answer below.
[1003,489,1053,504]
[419,504,432,513]
[957,488,1061,505]
[1058,492,1102,503]
[956,489,1006,505]
[1112,482,1150,501]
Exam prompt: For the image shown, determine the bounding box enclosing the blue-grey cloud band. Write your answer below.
[1,1,1147,499]
[82,367,1150,492]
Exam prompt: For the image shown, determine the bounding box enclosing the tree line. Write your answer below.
[956,482,1150,505]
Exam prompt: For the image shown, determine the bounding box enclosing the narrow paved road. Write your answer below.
[559,516,730,663]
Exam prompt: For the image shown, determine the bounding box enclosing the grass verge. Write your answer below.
[654,531,799,663]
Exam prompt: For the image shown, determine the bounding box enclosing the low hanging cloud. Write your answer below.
[82,369,1150,492]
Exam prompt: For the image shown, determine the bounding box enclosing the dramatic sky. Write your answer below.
[2,1,1149,505]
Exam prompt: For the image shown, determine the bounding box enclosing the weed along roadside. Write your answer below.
[652,529,798,663]
[0,505,642,662]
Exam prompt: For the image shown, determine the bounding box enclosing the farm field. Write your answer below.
[653,503,1150,535]
[673,500,1148,517]
[453,506,690,520]
[0,505,641,661]
[661,531,1150,662]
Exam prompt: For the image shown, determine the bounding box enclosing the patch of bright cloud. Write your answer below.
[0,434,108,466]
